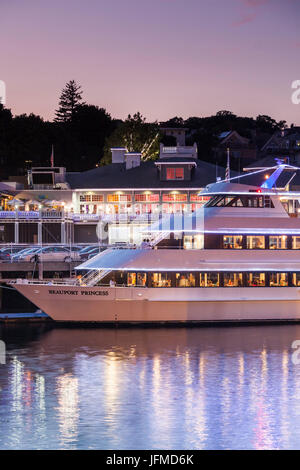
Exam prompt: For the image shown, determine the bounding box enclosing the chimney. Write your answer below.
[111,147,126,163]
[125,152,141,170]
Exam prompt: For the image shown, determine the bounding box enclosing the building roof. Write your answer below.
[217,130,250,146]
[218,131,231,139]
[66,160,227,190]
[244,155,284,169]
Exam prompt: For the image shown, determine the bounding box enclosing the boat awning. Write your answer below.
[76,248,300,272]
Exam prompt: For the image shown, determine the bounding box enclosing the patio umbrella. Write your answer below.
[6,198,24,206]
[44,199,64,206]
[26,199,42,206]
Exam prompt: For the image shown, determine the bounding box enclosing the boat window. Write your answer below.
[175,273,195,287]
[269,236,287,249]
[206,195,225,207]
[199,273,219,287]
[183,235,204,250]
[292,273,300,286]
[246,273,265,287]
[224,273,243,287]
[151,272,172,287]
[292,237,300,249]
[232,198,244,207]
[136,272,147,287]
[183,236,193,250]
[223,236,243,249]
[269,273,288,287]
[127,273,136,286]
[246,236,265,249]
[206,195,274,208]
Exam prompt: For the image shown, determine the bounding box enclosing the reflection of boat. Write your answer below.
[11,169,300,324]
[9,324,300,358]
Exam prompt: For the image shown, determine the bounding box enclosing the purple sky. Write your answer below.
[1,0,300,124]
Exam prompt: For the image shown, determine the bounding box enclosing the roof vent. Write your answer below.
[125,152,141,170]
[111,148,126,163]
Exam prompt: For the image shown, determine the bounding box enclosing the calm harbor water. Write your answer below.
[1,324,300,450]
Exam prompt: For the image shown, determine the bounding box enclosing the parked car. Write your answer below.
[87,247,105,259]
[79,245,96,254]
[61,245,83,252]
[79,246,103,260]
[11,247,40,261]
[0,246,29,261]
[0,251,12,261]
[12,246,81,262]
[0,246,24,252]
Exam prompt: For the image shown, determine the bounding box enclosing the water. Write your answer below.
[1,324,300,450]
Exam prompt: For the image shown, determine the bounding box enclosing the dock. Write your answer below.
[0,260,79,281]
[0,260,80,319]
[0,311,51,323]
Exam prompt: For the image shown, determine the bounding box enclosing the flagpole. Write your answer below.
[226,147,230,181]
[50,144,54,167]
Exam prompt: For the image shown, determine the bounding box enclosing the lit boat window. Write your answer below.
[199,273,219,287]
[269,236,287,249]
[246,236,265,249]
[136,273,147,287]
[224,273,243,287]
[246,272,265,287]
[269,273,288,287]
[292,237,300,249]
[292,273,300,286]
[127,273,136,286]
[175,273,195,287]
[223,236,243,249]
[151,273,172,287]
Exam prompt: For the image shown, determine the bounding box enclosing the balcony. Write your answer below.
[0,210,68,220]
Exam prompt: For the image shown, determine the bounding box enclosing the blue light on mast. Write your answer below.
[261,165,286,189]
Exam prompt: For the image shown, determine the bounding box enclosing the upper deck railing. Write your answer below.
[0,210,67,220]
[162,146,196,154]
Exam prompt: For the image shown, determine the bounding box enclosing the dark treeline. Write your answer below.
[0,80,288,179]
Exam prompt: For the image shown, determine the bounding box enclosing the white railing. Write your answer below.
[41,210,64,218]
[162,146,195,154]
[72,213,100,221]
[13,279,78,286]
[149,231,170,247]
[18,211,40,219]
[79,269,111,286]
[0,210,65,219]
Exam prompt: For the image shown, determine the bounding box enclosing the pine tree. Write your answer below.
[54,80,84,123]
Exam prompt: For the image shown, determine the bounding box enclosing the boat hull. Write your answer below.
[13,284,300,323]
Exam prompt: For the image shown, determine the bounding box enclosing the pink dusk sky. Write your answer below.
[1,0,300,124]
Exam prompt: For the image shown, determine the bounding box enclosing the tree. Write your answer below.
[160,116,185,128]
[55,80,84,123]
[216,110,236,117]
[255,115,281,133]
[71,104,114,169]
[102,112,160,164]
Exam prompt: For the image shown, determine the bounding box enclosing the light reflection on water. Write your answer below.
[1,325,300,449]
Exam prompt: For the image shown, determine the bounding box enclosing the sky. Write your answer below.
[1,0,300,124]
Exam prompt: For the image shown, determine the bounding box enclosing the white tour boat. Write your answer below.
[12,165,300,324]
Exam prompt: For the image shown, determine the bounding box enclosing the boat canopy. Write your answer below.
[76,248,300,272]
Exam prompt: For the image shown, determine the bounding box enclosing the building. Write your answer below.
[213,130,257,166]
[260,126,300,164]
[0,143,228,245]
